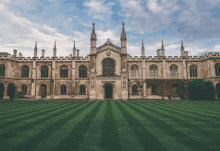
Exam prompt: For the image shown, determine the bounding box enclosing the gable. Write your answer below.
[97,41,121,54]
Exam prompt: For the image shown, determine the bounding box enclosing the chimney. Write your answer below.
[13,49,17,58]
[19,52,22,58]
[77,49,79,58]
[41,49,45,58]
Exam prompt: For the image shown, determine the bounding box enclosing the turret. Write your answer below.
[73,41,76,57]
[13,49,17,58]
[141,40,145,56]
[53,41,57,58]
[41,49,45,58]
[77,49,79,58]
[34,41,37,58]
[90,23,97,54]
[120,22,127,54]
[161,40,165,56]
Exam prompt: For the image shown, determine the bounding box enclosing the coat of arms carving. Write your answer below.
[106,51,111,56]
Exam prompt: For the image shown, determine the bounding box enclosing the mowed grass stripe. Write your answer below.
[141,101,220,124]
[137,101,220,134]
[128,101,216,150]
[76,101,108,151]
[0,101,70,127]
[109,101,145,151]
[0,101,61,119]
[0,101,81,138]
[115,101,170,151]
[32,101,102,151]
[0,102,37,113]
[141,101,220,117]
[0,101,89,151]
[99,101,123,151]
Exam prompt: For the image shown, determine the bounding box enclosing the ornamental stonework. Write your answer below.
[106,51,111,56]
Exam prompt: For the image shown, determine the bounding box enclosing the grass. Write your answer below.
[0,100,220,151]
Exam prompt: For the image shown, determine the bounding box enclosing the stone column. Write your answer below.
[182,60,186,79]
[163,60,166,79]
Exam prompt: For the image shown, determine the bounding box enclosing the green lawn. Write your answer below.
[0,100,220,151]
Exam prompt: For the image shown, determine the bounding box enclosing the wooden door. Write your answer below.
[41,85,47,98]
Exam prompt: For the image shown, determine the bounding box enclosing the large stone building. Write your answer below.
[0,22,220,100]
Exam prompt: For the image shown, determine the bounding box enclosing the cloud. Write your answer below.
[83,0,115,21]
[147,0,163,13]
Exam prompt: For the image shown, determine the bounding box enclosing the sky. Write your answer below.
[0,0,220,59]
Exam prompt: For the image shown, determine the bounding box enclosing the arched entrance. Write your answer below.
[216,83,220,98]
[0,83,4,99]
[104,84,113,99]
[41,84,47,98]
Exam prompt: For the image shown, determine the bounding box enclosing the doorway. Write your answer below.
[105,84,113,99]
[41,84,47,98]
[0,83,4,99]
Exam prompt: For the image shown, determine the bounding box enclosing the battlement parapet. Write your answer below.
[75,56,90,61]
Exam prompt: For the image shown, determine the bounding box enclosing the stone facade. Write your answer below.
[1,23,220,100]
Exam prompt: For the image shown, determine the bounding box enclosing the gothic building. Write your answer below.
[0,22,220,100]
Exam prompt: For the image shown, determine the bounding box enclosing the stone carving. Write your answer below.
[106,51,111,56]
[123,76,126,89]
[91,77,95,89]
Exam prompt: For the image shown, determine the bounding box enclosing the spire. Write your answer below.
[34,41,37,50]
[91,22,96,39]
[54,41,56,50]
[141,40,144,50]
[121,22,126,38]
[181,40,184,51]
[161,40,164,50]
[73,41,76,50]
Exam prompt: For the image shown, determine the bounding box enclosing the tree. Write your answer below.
[7,83,16,101]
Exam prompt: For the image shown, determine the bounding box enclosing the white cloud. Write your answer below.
[147,0,163,13]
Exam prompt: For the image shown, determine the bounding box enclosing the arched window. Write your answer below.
[152,85,157,95]
[131,65,138,78]
[61,85,66,95]
[79,85,85,95]
[22,65,29,78]
[22,84,27,95]
[190,65,197,77]
[0,64,5,76]
[215,63,220,76]
[150,65,157,78]
[41,65,48,78]
[79,65,87,78]
[132,85,138,95]
[60,65,68,78]
[103,58,115,77]
[170,65,178,78]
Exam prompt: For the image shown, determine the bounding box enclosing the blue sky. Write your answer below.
[0,0,220,58]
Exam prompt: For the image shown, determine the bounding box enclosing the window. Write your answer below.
[131,65,138,78]
[132,85,138,95]
[0,64,5,76]
[150,65,158,78]
[79,85,85,95]
[190,65,197,77]
[170,65,178,78]
[103,58,115,77]
[61,85,66,95]
[41,65,48,78]
[22,85,27,95]
[215,63,220,76]
[22,65,29,78]
[79,65,87,78]
[60,65,68,78]
[152,85,157,95]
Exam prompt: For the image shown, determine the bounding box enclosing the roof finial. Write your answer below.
[35,41,37,50]
[107,38,110,41]
[92,22,95,34]
[122,22,124,29]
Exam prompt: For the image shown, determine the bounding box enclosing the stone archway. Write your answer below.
[0,83,4,99]
[41,84,47,98]
[104,84,113,99]
[216,83,220,98]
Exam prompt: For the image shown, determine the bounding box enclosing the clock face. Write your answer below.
[106,51,111,56]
